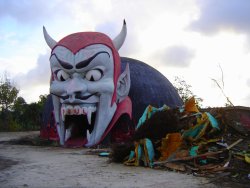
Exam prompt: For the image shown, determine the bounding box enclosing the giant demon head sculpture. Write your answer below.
[43,21,131,147]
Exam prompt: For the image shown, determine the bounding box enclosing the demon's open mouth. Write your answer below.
[61,104,97,147]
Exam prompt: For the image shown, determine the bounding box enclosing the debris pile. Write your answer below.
[111,97,250,184]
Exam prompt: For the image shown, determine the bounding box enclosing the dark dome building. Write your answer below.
[121,57,183,122]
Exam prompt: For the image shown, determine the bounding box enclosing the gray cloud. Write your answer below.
[242,93,250,107]
[95,21,141,57]
[190,0,250,34]
[95,21,122,40]
[157,45,195,67]
[247,78,250,87]
[14,52,50,90]
[0,0,70,24]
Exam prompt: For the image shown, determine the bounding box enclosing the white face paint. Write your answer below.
[50,44,117,147]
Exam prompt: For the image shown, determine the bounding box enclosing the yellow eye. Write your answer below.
[85,69,103,81]
[56,70,70,81]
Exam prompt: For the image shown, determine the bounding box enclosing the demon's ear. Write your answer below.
[117,63,130,102]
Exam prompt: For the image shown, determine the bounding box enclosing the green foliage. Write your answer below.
[0,74,19,111]
[0,74,48,131]
[173,76,203,107]
[8,119,22,132]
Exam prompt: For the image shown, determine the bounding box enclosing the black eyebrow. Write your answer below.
[76,51,110,69]
[51,54,73,70]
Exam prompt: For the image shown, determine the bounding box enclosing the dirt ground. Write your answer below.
[0,131,238,188]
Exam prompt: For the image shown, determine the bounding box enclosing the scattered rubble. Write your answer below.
[111,97,250,186]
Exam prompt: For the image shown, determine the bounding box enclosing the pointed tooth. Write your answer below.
[61,107,65,121]
[82,107,87,115]
[87,107,92,125]
[78,107,82,115]
[56,123,61,141]
[65,126,72,142]
[70,106,74,114]
[73,105,80,115]
[66,106,73,115]
[87,129,91,142]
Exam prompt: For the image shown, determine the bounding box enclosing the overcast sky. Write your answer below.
[1,0,250,107]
